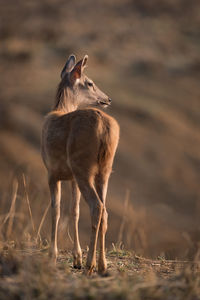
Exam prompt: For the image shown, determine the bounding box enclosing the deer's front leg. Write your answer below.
[49,178,61,264]
[71,179,82,269]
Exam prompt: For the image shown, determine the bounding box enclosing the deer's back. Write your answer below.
[42,108,119,180]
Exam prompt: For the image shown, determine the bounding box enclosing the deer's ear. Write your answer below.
[70,55,89,84]
[82,55,88,68]
[61,54,76,79]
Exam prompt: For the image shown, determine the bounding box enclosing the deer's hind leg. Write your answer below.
[49,176,61,264]
[95,173,110,275]
[71,179,82,269]
[71,169,103,274]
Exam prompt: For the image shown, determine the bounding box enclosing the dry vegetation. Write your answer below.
[1,0,200,298]
[0,243,200,300]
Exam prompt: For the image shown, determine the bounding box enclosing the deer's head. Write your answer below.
[58,54,111,110]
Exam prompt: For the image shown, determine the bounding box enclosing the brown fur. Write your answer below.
[41,54,119,274]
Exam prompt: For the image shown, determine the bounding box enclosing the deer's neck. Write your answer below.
[54,87,77,113]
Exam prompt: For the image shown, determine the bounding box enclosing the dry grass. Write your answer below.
[0,242,200,300]
[0,184,199,299]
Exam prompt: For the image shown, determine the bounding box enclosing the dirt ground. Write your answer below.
[0,243,200,300]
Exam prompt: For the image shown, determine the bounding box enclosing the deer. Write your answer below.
[41,54,119,275]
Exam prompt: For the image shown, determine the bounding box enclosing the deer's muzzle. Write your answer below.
[98,98,112,107]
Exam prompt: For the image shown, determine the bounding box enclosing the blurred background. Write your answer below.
[0,0,200,259]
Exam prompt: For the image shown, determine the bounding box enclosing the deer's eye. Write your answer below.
[87,81,93,87]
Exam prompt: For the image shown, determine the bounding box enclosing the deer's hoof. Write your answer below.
[49,250,57,265]
[98,269,110,277]
[49,257,57,266]
[98,261,107,276]
[73,255,82,270]
[73,264,82,269]
[84,265,95,276]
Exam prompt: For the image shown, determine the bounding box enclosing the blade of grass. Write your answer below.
[6,178,18,239]
[22,174,36,235]
[36,200,50,244]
